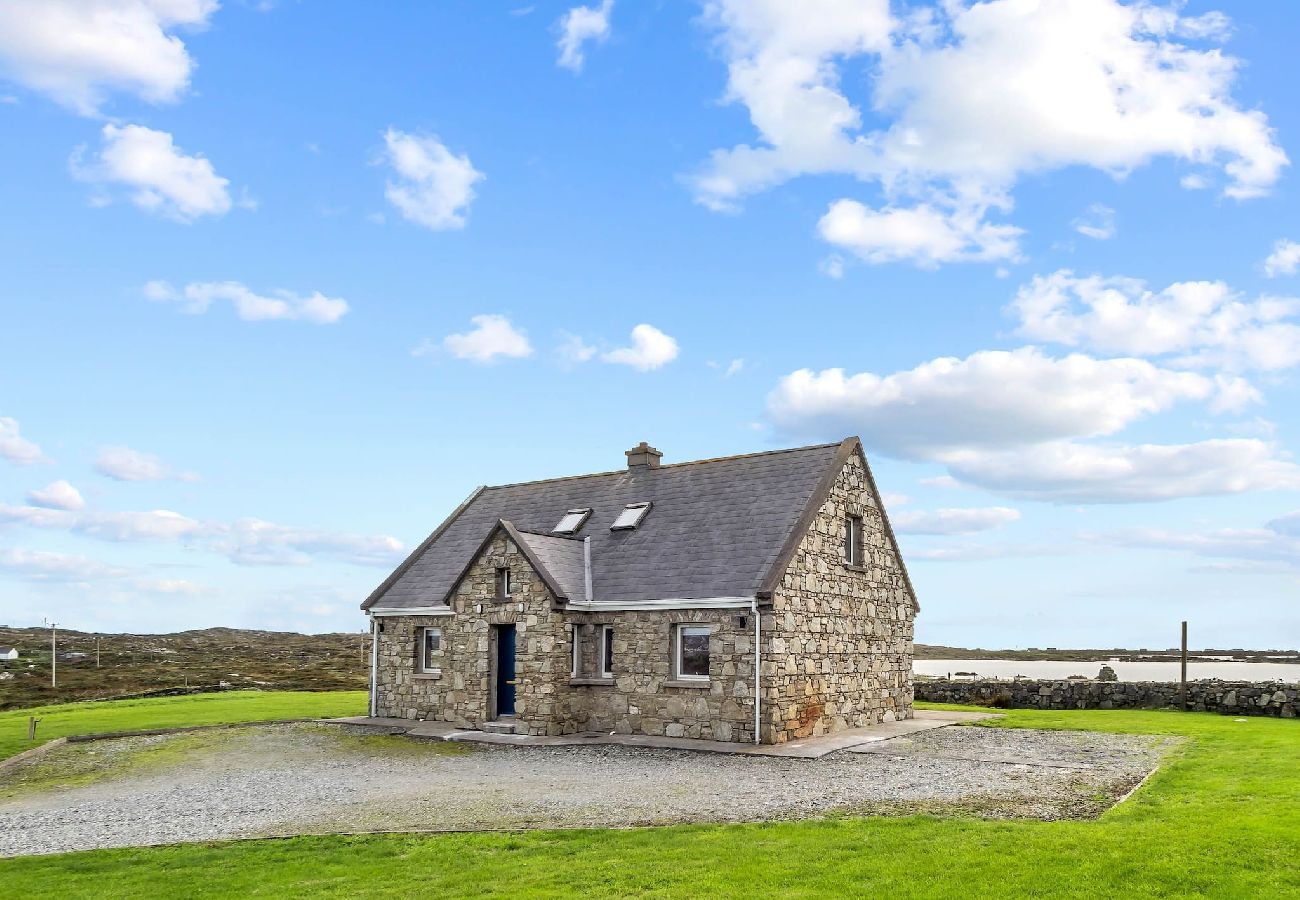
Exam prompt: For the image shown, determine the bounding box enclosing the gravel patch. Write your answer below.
[0,723,1174,857]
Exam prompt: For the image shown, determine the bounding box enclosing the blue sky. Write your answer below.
[1,0,1298,649]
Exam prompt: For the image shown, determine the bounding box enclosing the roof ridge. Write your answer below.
[481,440,845,492]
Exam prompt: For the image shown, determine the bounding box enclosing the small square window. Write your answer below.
[495,567,512,597]
[600,625,614,678]
[611,502,651,530]
[845,515,863,566]
[553,508,592,535]
[418,627,442,673]
[677,625,709,680]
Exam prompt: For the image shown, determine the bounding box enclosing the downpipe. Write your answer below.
[752,597,761,745]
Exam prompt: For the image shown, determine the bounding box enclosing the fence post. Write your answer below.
[1180,621,1188,711]
[28,716,39,742]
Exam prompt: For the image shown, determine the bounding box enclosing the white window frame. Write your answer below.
[599,625,614,678]
[610,502,652,531]
[553,508,592,535]
[845,514,862,566]
[418,626,442,674]
[571,624,582,677]
[496,566,512,597]
[675,624,710,681]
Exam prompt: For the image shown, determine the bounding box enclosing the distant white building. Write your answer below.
[0,646,17,661]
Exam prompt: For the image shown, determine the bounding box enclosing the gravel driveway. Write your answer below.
[0,723,1173,857]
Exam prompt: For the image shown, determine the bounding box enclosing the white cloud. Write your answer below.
[381,129,483,231]
[695,0,1286,263]
[0,0,217,115]
[0,417,46,465]
[442,314,533,363]
[1088,512,1300,569]
[891,506,1020,535]
[556,0,616,72]
[0,503,201,542]
[945,439,1300,503]
[0,547,132,582]
[214,519,405,567]
[95,446,198,482]
[818,255,845,279]
[817,199,1022,266]
[707,358,745,377]
[27,480,85,511]
[0,503,404,568]
[601,324,679,371]
[557,331,598,364]
[1010,270,1300,372]
[556,0,613,72]
[72,123,232,221]
[145,280,349,324]
[1264,239,1300,278]
[766,347,1240,460]
[1072,203,1116,240]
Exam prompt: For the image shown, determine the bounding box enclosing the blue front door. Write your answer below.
[496,625,516,716]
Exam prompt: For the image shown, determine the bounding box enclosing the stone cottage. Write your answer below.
[362,437,918,745]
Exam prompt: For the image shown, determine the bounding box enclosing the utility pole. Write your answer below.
[1179,620,1188,711]
[43,617,57,689]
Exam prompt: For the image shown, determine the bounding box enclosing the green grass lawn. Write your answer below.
[2,704,1297,898]
[0,690,366,762]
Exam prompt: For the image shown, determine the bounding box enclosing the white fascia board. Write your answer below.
[368,606,455,617]
[564,597,754,611]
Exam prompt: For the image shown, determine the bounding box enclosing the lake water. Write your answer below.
[915,658,1300,683]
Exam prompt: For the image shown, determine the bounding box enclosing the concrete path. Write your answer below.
[322,708,999,759]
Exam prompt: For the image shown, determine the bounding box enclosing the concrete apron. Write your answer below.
[321,709,1000,759]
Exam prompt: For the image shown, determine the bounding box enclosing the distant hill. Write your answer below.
[0,625,368,711]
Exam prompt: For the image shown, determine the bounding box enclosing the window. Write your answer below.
[418,627,442,673]
[676,625,710,680]
[553,508,591,535]
[611,502,651,530]
[845,515,862,566]
[600,625,614,678]
[495,567,512,597]
[571,625,582,676]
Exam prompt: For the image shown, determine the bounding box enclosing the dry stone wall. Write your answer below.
[765,452,915,743]
[917,678,1299,717]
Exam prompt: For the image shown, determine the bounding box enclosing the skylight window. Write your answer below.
[552,508,591,535]
[611,502,651,531]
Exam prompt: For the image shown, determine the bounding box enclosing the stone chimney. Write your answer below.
[625,441,663,470]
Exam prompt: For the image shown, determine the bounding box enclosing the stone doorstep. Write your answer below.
[324,710,1001,759]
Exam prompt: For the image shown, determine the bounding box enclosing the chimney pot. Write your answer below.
[625,441,663,470]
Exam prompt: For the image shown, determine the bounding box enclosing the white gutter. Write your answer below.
[563,596,753,612]
[752,597,761,745]
[582,537,593,601]
[368,606,455,617]
[367,613,379,717]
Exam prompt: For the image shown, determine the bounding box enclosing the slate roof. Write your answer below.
[363,437,915,610]
[514,529,588,600]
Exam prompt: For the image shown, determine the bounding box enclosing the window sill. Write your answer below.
[568,676,615,686]
[843,563,868,573]
[664,678,711,689]
[413,671,442,680]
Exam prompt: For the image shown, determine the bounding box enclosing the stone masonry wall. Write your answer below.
[917,678,1299,717]
[373,530,573,735]
[765,452,915,743]
[565,609,758,743]
[374,531,759,741]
